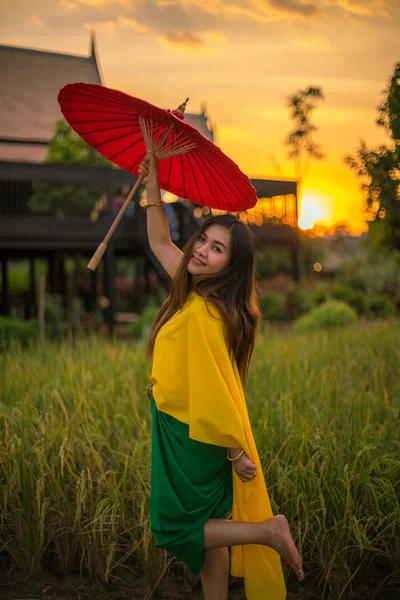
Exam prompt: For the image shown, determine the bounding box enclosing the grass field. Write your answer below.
[0,322,399,599]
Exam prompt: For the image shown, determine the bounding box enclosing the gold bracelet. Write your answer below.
[227,448,244,462]
[143,201,164,209]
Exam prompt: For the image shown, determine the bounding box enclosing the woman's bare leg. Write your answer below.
[204,514,304,581]
[199,547,229,600]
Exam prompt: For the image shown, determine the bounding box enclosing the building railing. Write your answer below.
[0,162,298,228]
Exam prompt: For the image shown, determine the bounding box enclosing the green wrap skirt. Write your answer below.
[149,395,233,575]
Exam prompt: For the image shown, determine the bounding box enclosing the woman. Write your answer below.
[139,153,304,600]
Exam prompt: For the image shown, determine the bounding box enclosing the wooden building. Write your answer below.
[0,37,301,333]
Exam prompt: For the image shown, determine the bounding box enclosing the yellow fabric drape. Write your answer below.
[151,292,286,599]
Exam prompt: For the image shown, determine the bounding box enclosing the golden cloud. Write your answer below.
[31,15,45,27]
[82,16,147,35]
[60,0,78,9]
[158,30,229,53]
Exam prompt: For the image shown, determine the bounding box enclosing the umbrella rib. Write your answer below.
[61,86,133,112]
[159,144,196,160]
[87,128,141,151]
[185,152,217,207]
[108,137,145,163]
[179,154,187,201]
[205,147,254,203]
[62,108,136,121]
[66,117,139,126]
[77,84,137,108]
[65,122,139,138]
[129,151,146,173]
[182,152,204,207]
[202,148,253,210]
[138,115,151,152]
[161,130,192,153]
[205,143,250,196]
[193,151,237,211]
[60,100,135,115]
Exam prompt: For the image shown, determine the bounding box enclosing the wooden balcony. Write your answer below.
[0,161,302,325]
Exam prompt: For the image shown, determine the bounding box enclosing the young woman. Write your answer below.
[139,153,304,600]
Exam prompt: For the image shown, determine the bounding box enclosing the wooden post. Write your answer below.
[90,268,98,331]
[48,254,57,294]
[291,240,303,282]
[72,253,80,336]
[39,275,46,341]
[58,256,68,318]
[103,242,116,336]
[0,257,9,316]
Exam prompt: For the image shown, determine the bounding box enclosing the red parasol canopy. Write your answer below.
[58,83,257,212]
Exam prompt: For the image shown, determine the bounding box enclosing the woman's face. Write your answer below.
[187,224,232,276]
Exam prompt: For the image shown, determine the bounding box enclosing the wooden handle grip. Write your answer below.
[87,242,107,271]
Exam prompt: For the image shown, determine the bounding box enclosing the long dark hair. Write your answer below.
[146,214,261,383]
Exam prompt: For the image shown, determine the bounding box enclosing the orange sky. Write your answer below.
[1,0,399,233]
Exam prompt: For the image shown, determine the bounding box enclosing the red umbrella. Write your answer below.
[58,82,257,269]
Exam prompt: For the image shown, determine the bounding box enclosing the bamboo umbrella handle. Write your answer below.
[87,174,144,271]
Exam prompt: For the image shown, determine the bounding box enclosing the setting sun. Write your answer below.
[298,192,333,231]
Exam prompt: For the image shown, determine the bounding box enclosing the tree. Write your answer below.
[344,62,400,250]
[28,119,113,217]
[284,86,326,183]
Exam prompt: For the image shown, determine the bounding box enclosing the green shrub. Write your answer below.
[294,300,357,332]
[368,294,396,319]
[331,284,369,316]
[0,316,39,345]
[129,304,160,339]
[288,287,316,316]
[255,247,292,280]
[259,291,287,321]
[313,282,330,305]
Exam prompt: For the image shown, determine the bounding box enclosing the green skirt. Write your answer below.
[150,397,233,575]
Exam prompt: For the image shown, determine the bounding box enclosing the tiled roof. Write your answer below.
[0,40,102,161]
[0,39,214,162]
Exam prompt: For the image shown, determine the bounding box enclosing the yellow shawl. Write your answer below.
[151,291,286,599]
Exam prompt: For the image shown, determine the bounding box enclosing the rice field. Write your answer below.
[0,322,399,599]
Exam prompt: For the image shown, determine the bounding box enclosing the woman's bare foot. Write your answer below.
[261,515,304,581]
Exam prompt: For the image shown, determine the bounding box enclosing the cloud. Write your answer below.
[60,0,78,9]
[292,36,332,51]
[158,30,229,53]
[68,0,129,5]
[267,0,319,17]
[338,0,373,16]
[117,16,148,32]
[336,0,399,18]
[82,16,148,35]
[148,0,321,29]
[31,16,44,27]
[163,31,205,48]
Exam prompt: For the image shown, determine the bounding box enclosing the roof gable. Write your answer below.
[0,41,102,160]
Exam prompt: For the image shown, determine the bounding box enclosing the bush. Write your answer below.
[259,291,287,321]
[368,294,396,319]
[294,300,357,332]
[255,248,292,280]
[338,250,400,297]
[129,304,160,340]
[313,283,330,305]
[331,284,369,316]
[0,316,39,345]
[287,287,316,318]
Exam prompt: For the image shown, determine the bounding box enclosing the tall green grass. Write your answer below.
[0,323,399,598]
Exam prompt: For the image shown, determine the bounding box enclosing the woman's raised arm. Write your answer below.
[139,153,183,279]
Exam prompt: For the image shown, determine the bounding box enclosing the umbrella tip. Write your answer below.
[175,98,189,115]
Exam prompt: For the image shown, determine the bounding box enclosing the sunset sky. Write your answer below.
[1,0,399,232]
